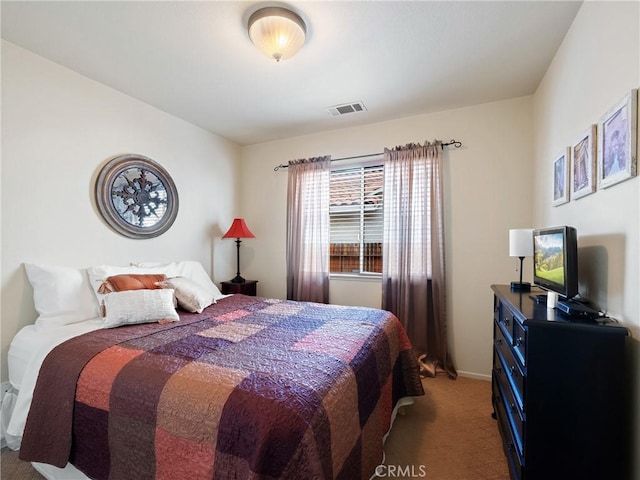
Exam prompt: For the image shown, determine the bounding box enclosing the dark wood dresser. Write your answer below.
[491,284,628,480]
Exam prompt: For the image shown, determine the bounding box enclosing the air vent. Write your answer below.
[327,101,367,116]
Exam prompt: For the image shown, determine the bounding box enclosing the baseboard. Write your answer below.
[457,370,491,381]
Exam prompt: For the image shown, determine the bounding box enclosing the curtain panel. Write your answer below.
[286,156,331,303]
[382,142,456,378]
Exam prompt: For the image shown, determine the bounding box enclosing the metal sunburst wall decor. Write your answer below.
[96,154,179,238]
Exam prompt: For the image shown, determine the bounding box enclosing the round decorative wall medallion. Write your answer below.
[96,154,179,239]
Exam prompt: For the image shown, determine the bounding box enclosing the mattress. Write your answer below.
[3,318,103,450]
[3,318,135,480]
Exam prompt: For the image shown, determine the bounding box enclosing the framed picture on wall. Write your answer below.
[552,147,570,206]
[571,125,597,200]
[597,89,638,189]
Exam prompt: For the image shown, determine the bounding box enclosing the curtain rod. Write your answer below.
[273,139,462,171]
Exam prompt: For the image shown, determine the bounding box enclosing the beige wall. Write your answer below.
[241,96,534,379]
[533,2,639,326]
[1,41,242,381]
[532,2,639,478]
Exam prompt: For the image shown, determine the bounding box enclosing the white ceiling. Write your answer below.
[1,1,582,146]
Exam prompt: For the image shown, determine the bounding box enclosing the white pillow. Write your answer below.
[24,263,100,327]
[156,276,215,313]
[102,289,179,328]
[87,265,165,305]
[131,261,224,300]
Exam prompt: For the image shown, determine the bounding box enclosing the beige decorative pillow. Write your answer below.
[156,276,215,313]
[102,289,179,328]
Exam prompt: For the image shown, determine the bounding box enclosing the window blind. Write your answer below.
[329,165,384,274]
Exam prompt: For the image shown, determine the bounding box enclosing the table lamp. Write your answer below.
[509,228,533,291]
[222,218,255,283]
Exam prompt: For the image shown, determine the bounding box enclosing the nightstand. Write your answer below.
[220,280,258,296]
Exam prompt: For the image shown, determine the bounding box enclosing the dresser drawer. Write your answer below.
[496,301,514,344]
[493,378,524,480]
[494,324,525,411]
[493,353,524,457]
[512,318,526,367]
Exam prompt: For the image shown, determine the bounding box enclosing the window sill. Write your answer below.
[330,273,382,282]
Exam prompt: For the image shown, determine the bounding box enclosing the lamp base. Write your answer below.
[510,281,531,291]
[230,275,246,284]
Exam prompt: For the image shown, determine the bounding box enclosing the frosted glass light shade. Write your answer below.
[509,229,533,257]
[248,7,306,62]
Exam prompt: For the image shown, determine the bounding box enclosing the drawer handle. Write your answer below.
[503,318,511,326]
[509,403,516,413]
[493,367,503,376]
[510,365,518,377]
[495,338,503,346]
[515,336,523,347]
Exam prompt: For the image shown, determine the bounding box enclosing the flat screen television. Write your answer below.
[532,226,578,299]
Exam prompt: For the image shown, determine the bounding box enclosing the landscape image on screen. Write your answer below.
[534,232,565,285]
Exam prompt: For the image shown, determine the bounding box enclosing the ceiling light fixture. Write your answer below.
[247,7,306,62]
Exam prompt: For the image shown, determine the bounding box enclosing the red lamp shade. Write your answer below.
[222,218,255,239]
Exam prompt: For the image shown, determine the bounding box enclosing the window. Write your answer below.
[329,163,384,274]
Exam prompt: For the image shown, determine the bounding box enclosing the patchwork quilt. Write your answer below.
[20,294,424,479]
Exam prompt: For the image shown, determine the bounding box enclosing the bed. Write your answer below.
[2,261,424,480]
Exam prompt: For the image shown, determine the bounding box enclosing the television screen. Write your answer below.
[533,226,578,299]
